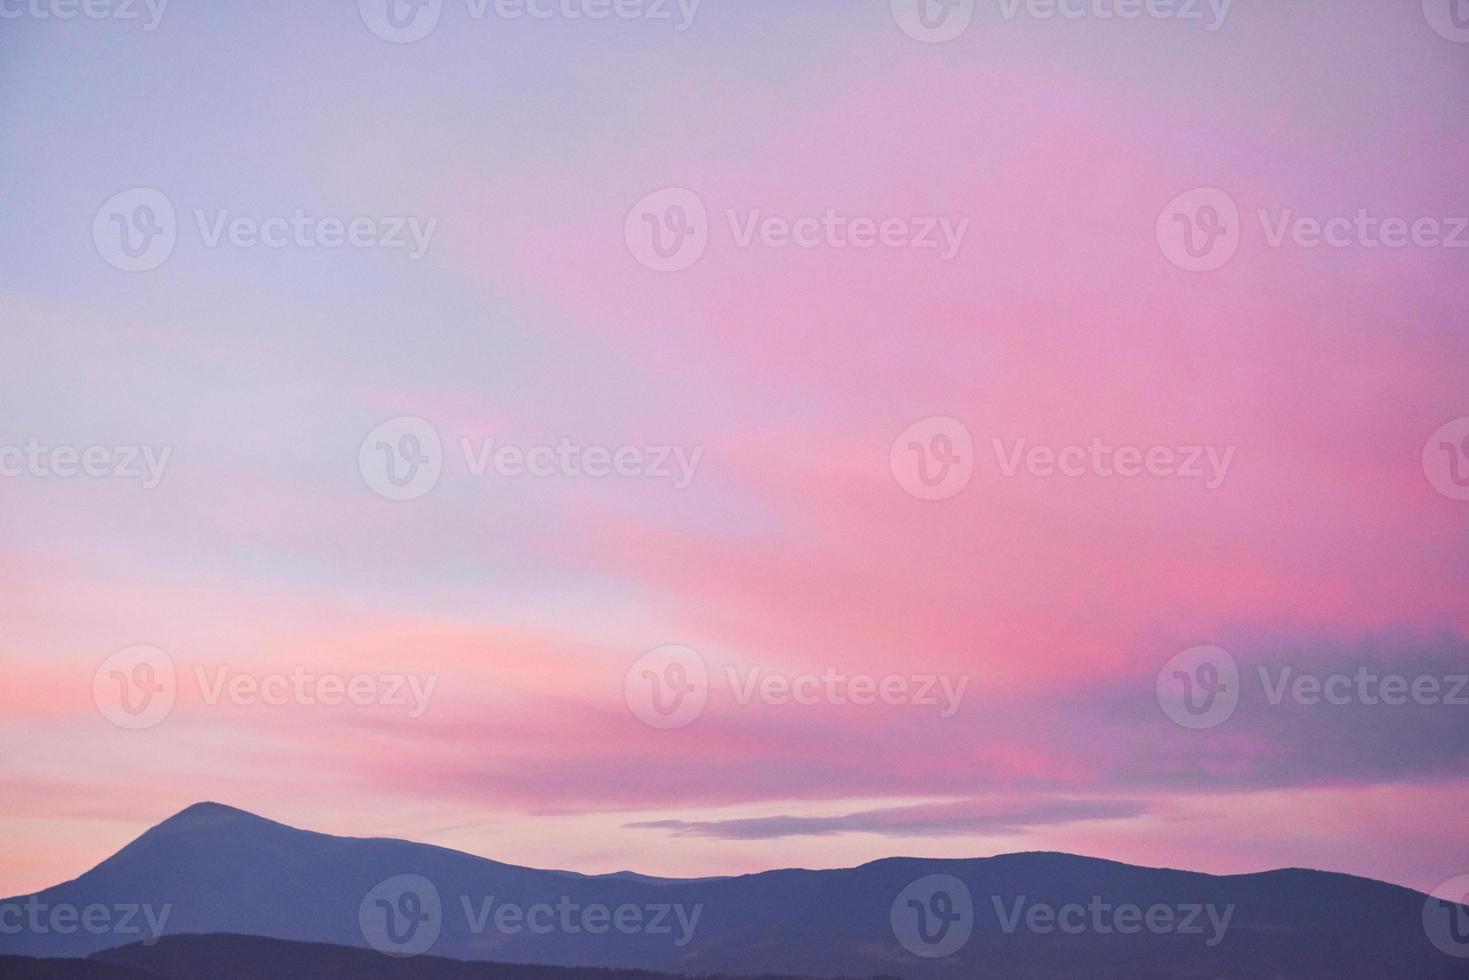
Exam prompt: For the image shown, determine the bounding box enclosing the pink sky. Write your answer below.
[1,1,1467,897]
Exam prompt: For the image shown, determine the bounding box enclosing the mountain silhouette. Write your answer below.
[1,802,1465,978]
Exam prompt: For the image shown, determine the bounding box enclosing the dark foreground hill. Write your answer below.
[0,955,158,979]
[3,933,889,979]
[1,802,1465,978]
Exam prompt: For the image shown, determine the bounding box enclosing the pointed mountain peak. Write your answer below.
[87,802,299,876]
[156,801,273,829]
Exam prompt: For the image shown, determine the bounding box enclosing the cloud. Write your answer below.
[626,797,1148,841]
[1109,630,1469,791]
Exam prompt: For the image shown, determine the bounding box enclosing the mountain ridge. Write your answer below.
[86,801,1421,889]
[2,802,1464,979]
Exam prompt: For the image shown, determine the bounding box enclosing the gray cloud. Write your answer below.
[626,796,1148,840]
[1116,630,1469,791]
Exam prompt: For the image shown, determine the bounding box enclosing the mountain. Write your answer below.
[1,802,1465,978]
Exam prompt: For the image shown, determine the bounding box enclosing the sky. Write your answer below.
[1,0,1467,897]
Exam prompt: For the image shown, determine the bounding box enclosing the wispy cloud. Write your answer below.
[627,797,1148,840]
